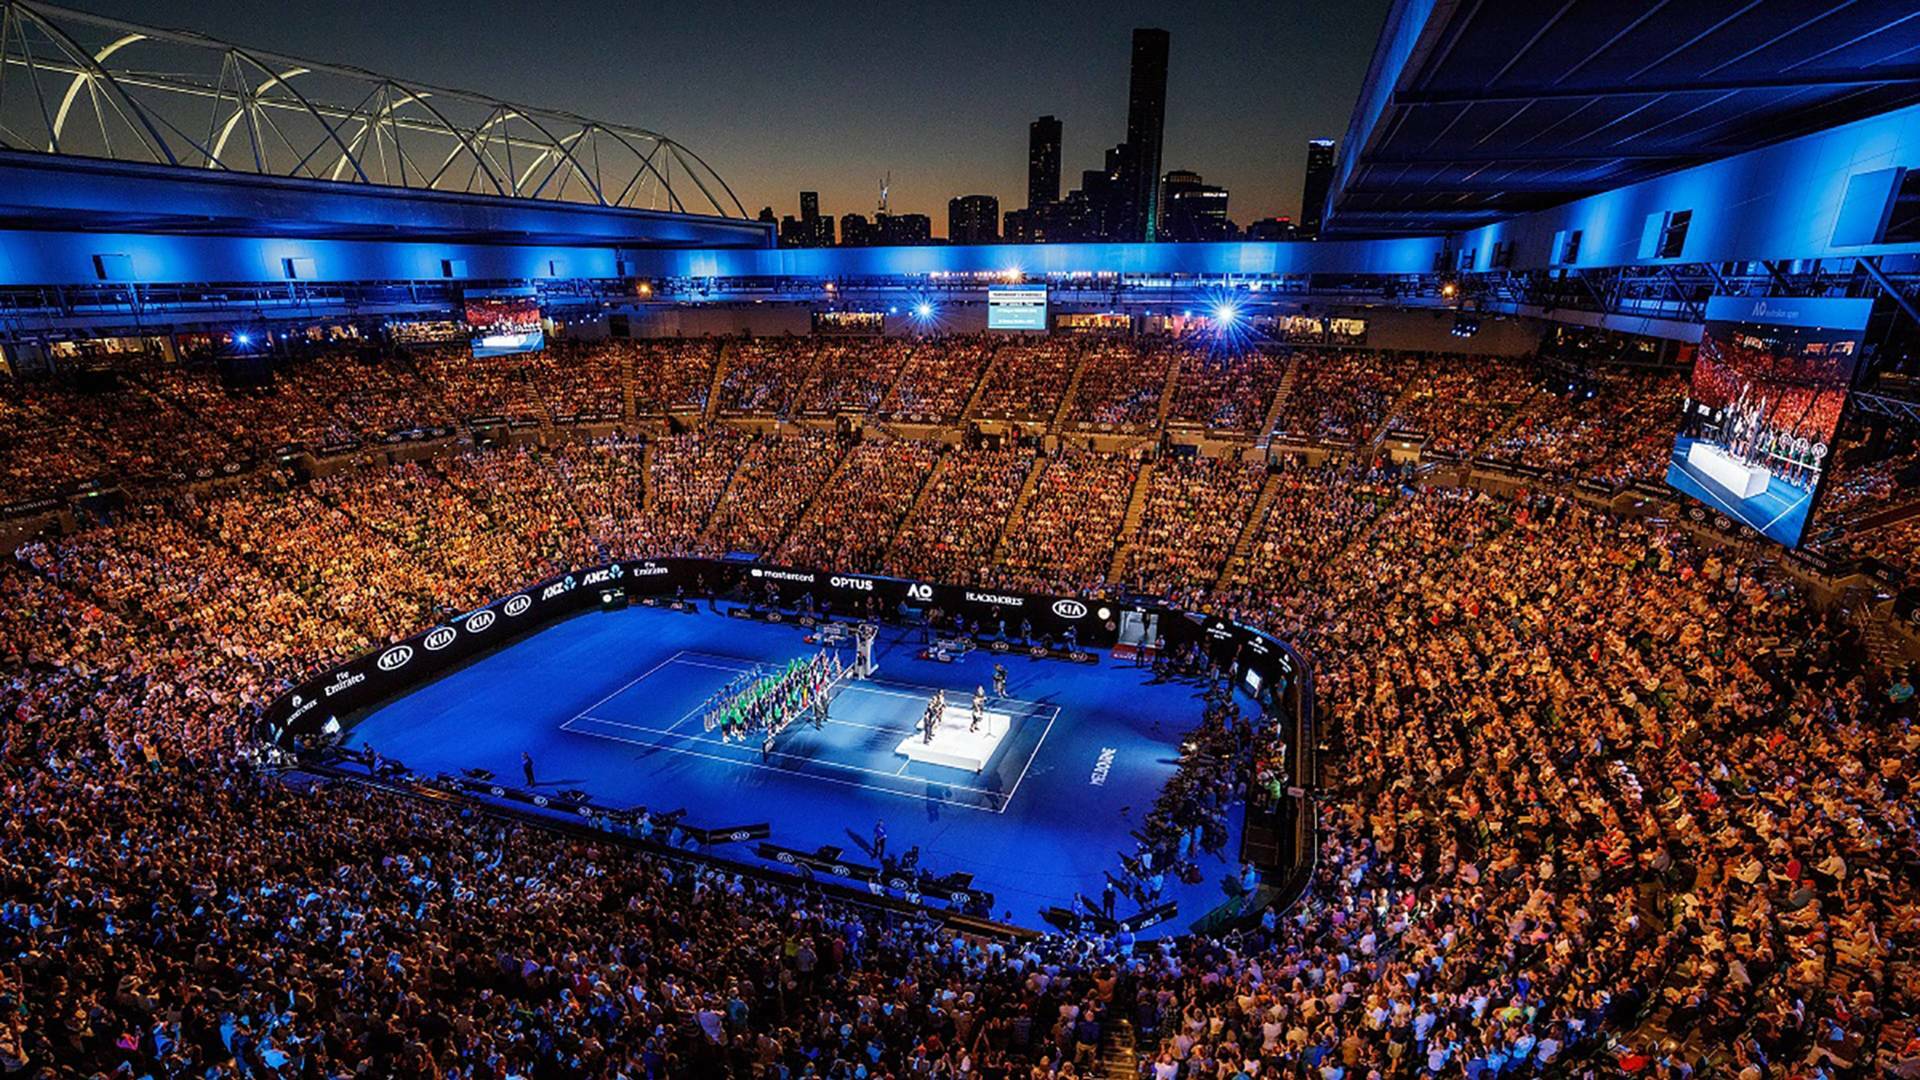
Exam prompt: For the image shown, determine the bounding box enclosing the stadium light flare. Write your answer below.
[1211,303,1240,328]
[915,302,935,319]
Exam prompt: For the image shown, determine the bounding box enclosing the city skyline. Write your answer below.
[68,0,1391,227]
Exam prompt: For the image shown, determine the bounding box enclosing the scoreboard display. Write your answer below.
[988,287,1048,331]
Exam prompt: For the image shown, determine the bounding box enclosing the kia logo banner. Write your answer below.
[269,558,1307,757]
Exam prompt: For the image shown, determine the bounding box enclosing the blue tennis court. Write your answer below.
[344,602,1248,929]
[1667,436,1815,545]
[558,648,1058,813]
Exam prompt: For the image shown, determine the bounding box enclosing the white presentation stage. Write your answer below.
[1687,441,1771,499]
[894,705,1012,772]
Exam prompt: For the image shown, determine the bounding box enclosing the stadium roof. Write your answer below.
[0,0,754,229]
[1327,0,1920,237]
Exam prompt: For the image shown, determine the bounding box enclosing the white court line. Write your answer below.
[1760,488,1812,533]
[564,653,1056,814]
[995,706,1060,815]
[1670,445,1809,539]
[575,706,909,739]
[672,657,775,674]
[558,721,1007,813]
[563,712,1013,797]
[633,658,920,737]
[565,649,696,725]
[843,679,1054,714]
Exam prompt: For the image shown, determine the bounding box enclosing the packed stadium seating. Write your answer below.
[1,332,1916,1077]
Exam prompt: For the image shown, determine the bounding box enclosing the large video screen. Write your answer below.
[988,287,1048,331]
[465,295,545,358]
[1665,295,1869,547]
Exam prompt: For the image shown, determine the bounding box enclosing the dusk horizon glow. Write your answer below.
[69,0,1391,232]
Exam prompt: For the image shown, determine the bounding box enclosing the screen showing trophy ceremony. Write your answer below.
[465,294,546,358]
[1665,295,1868,547]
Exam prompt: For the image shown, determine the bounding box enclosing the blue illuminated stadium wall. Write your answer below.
[1455,102,1920,271]
[622,236,1447,280]
[0,231,631,286]
[7,100,1920,290]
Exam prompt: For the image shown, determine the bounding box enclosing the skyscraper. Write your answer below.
[1125,28,1170,242]
[1300,139,1335,238]
[948,195,1000,245]
[1028,115,1062,210]
[799,191,820,221]
[1161,170,1230,242]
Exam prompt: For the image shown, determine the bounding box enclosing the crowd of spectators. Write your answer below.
[778,439,941,572]
[0,402,1915,1077]
[1813,429,1920,526]
[1062,342,1175,429]
[627,339,722,416]
[699,431,848,557]
[719,338,819,416]
[990,449,1139,596]
[1387,356,1537,457]
[885,446,1036,584]
[796,339,912,416]
[626,428,750,554]
[1273,352,1411,445]
[1486,371,1687,486]
[1216,463,1397,635]
[529,340,627,422]
[143,363,352,454]
[972,340,1082,420]
[1116,455,1265,605]
[879,335,996,423]
[1164,350,1292,433]
[416,345,545,424]
[1,336,1918,1076]
[0,380,109,499]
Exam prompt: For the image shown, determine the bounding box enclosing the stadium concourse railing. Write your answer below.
[268,557,1320,929]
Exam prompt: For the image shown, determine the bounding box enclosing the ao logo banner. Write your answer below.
[908,583,934,602]
[377,645,414,672]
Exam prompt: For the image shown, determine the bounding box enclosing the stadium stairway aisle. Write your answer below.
[991,455,1048,566]
[1108,458,1158,581]
[958,341,1004,422]
[1255,353,1302,449]
[1215,469,1283,590]
[1050,346,1096,433]
[1098,1020,1138,1079]
[1153,351,1185,428]
[703,340,735,422]
[1368,373,1425,452]
[618,345,638,423]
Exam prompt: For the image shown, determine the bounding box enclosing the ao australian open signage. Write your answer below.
[272,557,1189,739]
